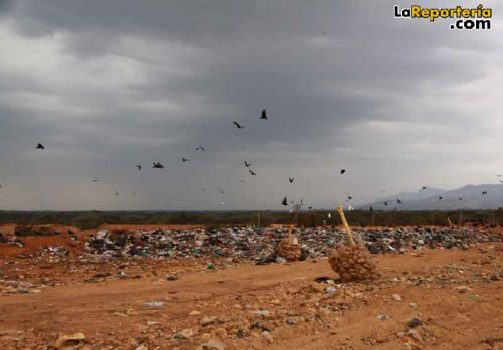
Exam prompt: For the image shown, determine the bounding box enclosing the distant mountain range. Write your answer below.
[360,184,503,210]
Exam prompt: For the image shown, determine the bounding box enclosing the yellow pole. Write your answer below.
[337,205,355,246]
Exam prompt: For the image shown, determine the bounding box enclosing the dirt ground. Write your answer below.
[2,230,503,349]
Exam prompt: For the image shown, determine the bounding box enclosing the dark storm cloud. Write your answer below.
[0,0,502,209]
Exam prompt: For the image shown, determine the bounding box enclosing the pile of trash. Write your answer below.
[36,246,69,259]
[84,226,503,263]
[360,226,502,254]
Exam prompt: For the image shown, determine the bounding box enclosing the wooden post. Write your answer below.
[337,205,355,247]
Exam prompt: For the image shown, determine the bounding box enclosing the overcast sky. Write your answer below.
[0,0,502,210]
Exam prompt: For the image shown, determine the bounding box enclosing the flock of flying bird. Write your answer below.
[26,110,348,210]
[3,111,499,211]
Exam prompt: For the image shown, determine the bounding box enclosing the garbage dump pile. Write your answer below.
[84,226,503,263]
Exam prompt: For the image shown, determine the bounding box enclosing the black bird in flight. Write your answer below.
[249,169,256,176]
[340,169,346,175]
[347,196,353,201]
[497,174,502,177]
[196,146,206,151]
[281,197,288,206]
[218,188,225,194]
[396,199,402,204]
[115,192,120,196]
[152,162,165,169]
[458,197,463,200]
[384,201,388,206]
[91,179,99,183]
[289,177,294,183]
[233,121,244,129]
[260,109,267,120]
[239,180,245,183]
[308,206,313,210]
[369,206,374,211]
[182,157,189,162]
[482,191,488,195]
[438,196,443,200]
[136,165,142,170]
[36,143,45,150]
[244,161,251,167]
[422,186,427,190]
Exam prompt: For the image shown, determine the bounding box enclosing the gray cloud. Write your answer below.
[0,0,502,210]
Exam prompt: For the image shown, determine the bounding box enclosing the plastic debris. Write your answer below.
[144,301,166,308]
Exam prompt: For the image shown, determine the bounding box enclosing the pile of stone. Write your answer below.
[83,226,503,263]
[328,244,378,282]
[276,234,301,262]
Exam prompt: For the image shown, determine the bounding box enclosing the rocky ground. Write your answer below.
[1,226,503,349]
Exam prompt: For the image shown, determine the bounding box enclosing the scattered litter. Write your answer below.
[144,301,166,308]
[200,316,217,327]
[275,257,287,264]
[173,328,194,340]
[454,286,473,293]
[165,274,178,281]
[407,318,423,329]
[255,310,271,318]
[325,286,337,294]
[392,293,402,301]
[196,338,226,350]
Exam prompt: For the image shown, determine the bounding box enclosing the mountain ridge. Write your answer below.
[360,184,503,210]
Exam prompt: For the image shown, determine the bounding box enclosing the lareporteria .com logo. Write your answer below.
[394,4,492,30]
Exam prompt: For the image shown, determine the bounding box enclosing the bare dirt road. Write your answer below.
[2,246,503,349]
